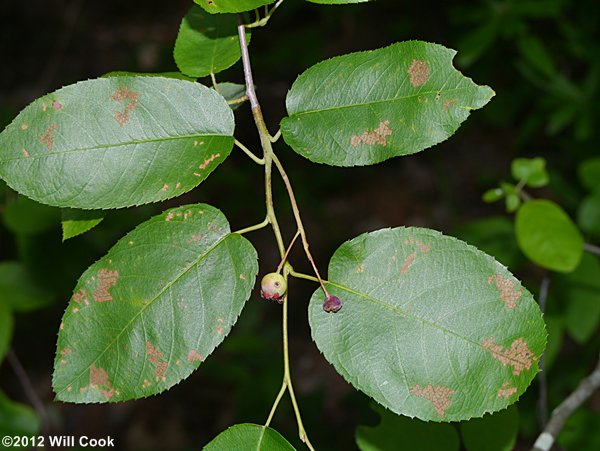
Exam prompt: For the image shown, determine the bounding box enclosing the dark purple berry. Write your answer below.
[323,295,343,313]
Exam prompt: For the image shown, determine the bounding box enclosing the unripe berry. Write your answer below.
[260,272,287,303]
[323,295,343,313]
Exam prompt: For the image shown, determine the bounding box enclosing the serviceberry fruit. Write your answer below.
[260,272,287,303]
[323,295,343,313]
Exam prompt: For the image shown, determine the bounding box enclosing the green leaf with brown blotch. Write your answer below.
[309,227,545,422]
[0,77,234,209]
[52,204,258,402]
[281,41,494,166]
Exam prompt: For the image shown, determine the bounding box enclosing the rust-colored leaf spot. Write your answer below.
[42,102,47,112]
[21,123,28,130]
[488,274,522,309]
[410,384,455,418]
[196,153,221,173]
[187,350,203,363]
[161,184,169,192]
[21,148,30,158]
[52,99,62,110]
[351,120,392,148]
[408,59,429,87]
[90,364,115,401]
[142,379,151,389]
[401,251,417,275]
[188,234,201,243]
[40,123,58,150]
[482,337,536,375]
[175,182,181,189]
[239,273,246,280]
[61,347,72,356]
[403,237,430,253]
[111,87,139,126]
[93,269,119,303]
[444,98,458,111]
[497,381,517,398]
[193,140,204,146]
[146,341,168,381]
[183,209,193,220]
[165,211,175,222]
[216,318,224,335]
[73,288,88,304]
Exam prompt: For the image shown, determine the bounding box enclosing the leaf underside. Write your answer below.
[309,227,546,422]
[281,41,494,166]
[194,0,276,14]
[53,204,258,403]
[0,76,234,210]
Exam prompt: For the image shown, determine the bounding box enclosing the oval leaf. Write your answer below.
[204,424,296,450]
[308,227,545,422]
[194,0,275,14]
[515,200,583,273]
[53,204,258,402]
[460,406,518,451]
[174,6,250,78]
[281,41,494,166]
[0,77,234,209]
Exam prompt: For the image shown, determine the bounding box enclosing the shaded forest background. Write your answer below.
[1,0,599,449]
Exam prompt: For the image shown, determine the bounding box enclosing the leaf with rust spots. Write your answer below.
[408,59,429,86]
[90,364,115,401]
[40,123,57,150]
[410,384,455,418]
[482,337,537,375]
[497,382,517,398]
[93,269,118,302]
[281,41,494,166]
[309,226,546,421]
[488,274,522,309]
[0,77,234,209]
[53,204,258,403]
[146,341,168,381]
[203,424,295,451]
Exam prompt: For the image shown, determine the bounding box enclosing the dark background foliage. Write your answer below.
[1,0,599,449]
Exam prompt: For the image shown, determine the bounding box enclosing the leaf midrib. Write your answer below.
[1,133,232,163]
[56,231,233,398]
[287,86,485,118]
[325,279,532,366]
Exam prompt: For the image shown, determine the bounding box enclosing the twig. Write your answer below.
[272,153,331,298]
[532,353,600,451]
[537,276,551,428]
[584,242,600,257]
[277,230,300,273]
[245,0,285,28]
[7,349,49,434]
[234,139,265,165]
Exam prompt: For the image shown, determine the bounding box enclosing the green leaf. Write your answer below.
[309,227,546,422]
[460,405,519,451]
[174,6,250,78]
[61,209,105,241]
[578,157,600,192]
[563,254,600,344]
[3,195,60,235]
[0,390,39,438]
[194,0,275,14]
[0,261,54,312]
[515,200,583,273]
[511,157,549,188]
[52,204,258,402]
[281,41,494,166]
[0,302,13,364]
[482,188,504,203]
[356,404,459,451]
[204,424,296,450]
[577,193,600,235]
[0,77,234,210]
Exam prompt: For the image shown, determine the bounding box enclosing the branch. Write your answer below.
[532,353,600,451]
[584,242,600,257]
